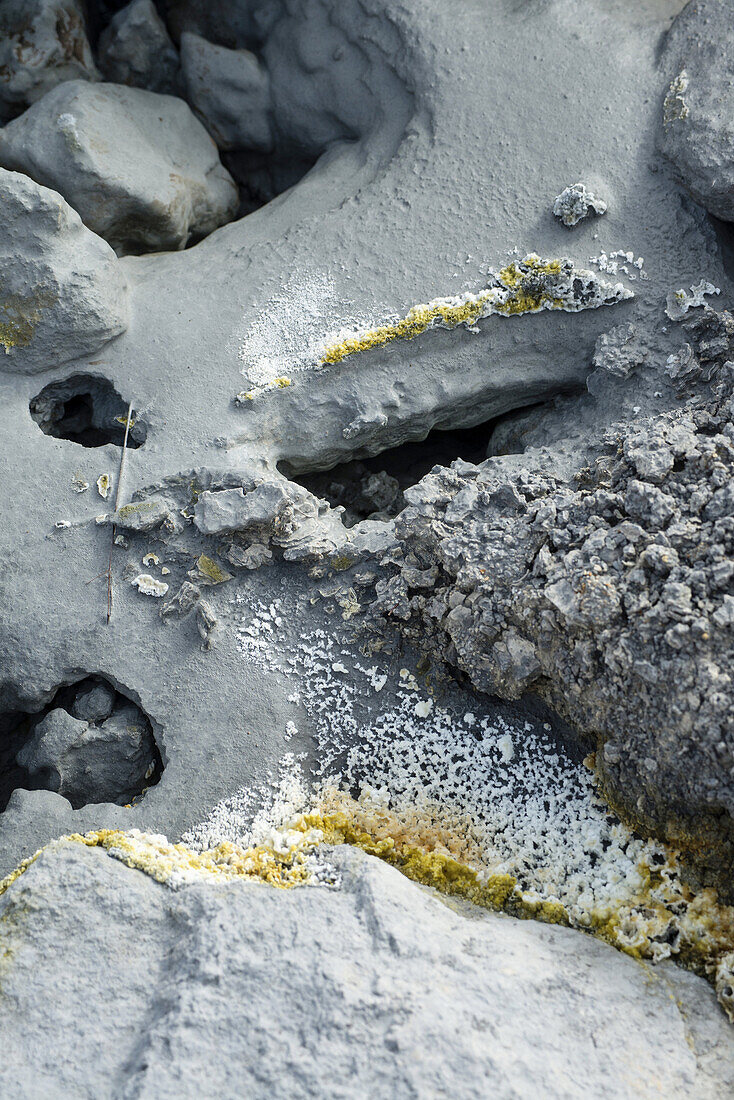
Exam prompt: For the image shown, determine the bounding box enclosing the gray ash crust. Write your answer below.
[357,307,734,894]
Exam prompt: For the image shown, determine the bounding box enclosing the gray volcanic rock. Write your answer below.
[659,0,734,222]
[180,32,273,152]
[97,0,181,96]
[0,0,98,116]
[16,702,157,808]
[0,839,732,1099]
[369,309,734,889]
[0,167,128,373]
[0,81,238,254]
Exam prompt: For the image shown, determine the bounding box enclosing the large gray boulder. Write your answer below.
[0,0,98,116]
[97,0,181,96]
[0,81,238,254]
[16,703,158,808]
[0,167,128,374]
[0,839,731,1098]
[659,0,734,222]
[180,32,273,151]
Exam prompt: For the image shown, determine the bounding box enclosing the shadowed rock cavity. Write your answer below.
[30,374,146,448]
[282,406,551,526]
[0,675,163,811]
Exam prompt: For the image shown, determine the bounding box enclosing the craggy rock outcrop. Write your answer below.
[1,839,732,1098]
[370,309,734,889]
[0,167,128,373]
[97,0,181,96]
[0,81,238,254]
[659,0,734,223]
[0,0,98,117]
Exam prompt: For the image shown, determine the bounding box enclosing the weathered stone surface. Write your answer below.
[0,839,731,1099]
[659,0,734,222]
[97,0,181,96]
[0,0,98,115]
[0,167,128,373]
[180,32,272,151]
[0,81,238,254]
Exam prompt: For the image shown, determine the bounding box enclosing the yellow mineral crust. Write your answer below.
[319,255,626,365]
[2,797,733,1020]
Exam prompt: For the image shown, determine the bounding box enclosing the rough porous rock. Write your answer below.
[0,81,238,254]
[369,308,734,889]
[0,0,98,116]
[0,167,128,373]
[16,701,157,808]
[97,0,181,96]
[180,32,273,152]
[659,0,734,223]
[1,839,732,1099]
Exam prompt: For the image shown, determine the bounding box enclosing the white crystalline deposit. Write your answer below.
[131,573,169,597]
[666,279,721,320]
[553,182,607,227]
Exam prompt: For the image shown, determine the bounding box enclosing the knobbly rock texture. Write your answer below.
[0,167,128,372]
[97,0,181,96]
[1,839,732,1099]
[369,308,734,889]
[0,0,98,117]
[0,80,238,254]
[660,0,734,222]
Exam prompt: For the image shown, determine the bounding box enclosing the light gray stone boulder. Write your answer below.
[0,0,98,115]
[0,840,731,1098]
[0,167,128,374]
[16,703,157,808]
[0,81,238,255]
[659,0,734,222]
[98,0,181,96]
[180,32,273,151]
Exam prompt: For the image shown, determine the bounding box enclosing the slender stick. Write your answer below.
[106,400,134,624]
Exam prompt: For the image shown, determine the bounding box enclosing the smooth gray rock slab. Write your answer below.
[0,0,98,114]
[0,81,238,255]
[660,0,734,222]
[97,0,181,96]
[0,839,731,1100]
[0,167,128,373]
[180,32,273,152]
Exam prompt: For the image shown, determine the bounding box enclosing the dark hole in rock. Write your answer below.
[221,149,320,218]
[29,374,146,448]
[283,407,548,527]
[708,214,734,283]
[0,675,163,812]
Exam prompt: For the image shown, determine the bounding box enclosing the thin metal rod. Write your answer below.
[106,400,134,624]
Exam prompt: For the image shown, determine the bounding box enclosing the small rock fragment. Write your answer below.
[131,573,169,597]
[160,581,201,621]
[71,473,89,493]
[553,183,607,227]
[196,600,218,649]
[70,681,116,723]
[96,474,111,499]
